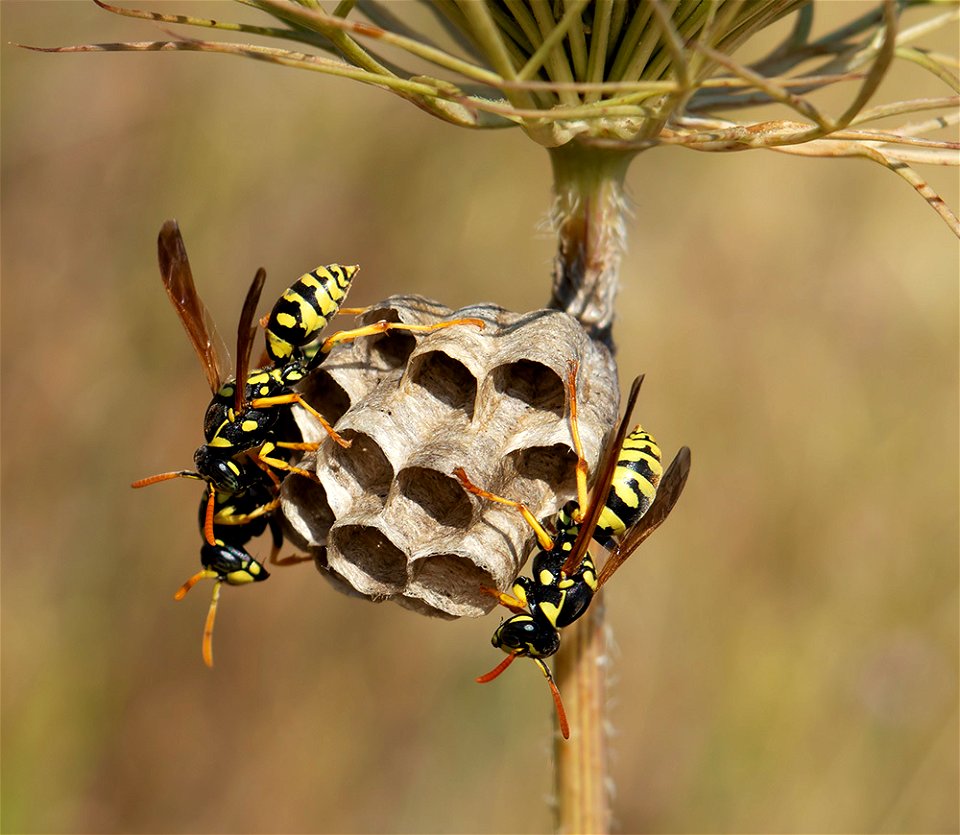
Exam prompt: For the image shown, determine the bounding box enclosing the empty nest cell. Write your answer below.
[407,351,478,418]
[394,466,473,529]
[492,359,566,416]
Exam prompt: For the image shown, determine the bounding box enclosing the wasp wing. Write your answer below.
[596,445,691,590]
[561,374,644,577]
[234,267,267,414]
[157,220,227,394]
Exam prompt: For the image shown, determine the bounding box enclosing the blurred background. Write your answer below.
[2,2,957,833]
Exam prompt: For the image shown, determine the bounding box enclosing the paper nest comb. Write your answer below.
[280,296,619,618]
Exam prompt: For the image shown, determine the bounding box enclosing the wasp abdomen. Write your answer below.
[594,427,663,548]
[265,264,359,364]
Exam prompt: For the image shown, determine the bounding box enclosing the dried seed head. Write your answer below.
[280,296,618,618]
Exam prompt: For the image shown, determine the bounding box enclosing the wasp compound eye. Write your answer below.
[192,448,245,493]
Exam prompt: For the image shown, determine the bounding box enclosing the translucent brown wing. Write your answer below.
[234,268,267,414]
[596,445,691,590]
[157,220,226,394]
[561,374,645,577]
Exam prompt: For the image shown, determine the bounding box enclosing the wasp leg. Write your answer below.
[213,497,281,528]
[453,468,554,551]
[245,454,284,490]
[479,585,527,614]
[249,393,351,449]
[261,515,309,567]
[318,317,485,355]
[274,441,320,451]
[255,442,321,483]
[272,552,313,567]
[565,360,589,520]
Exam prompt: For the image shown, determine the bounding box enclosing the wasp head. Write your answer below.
[491,613,560,659]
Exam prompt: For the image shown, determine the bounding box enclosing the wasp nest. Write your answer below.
[280,296,619,618]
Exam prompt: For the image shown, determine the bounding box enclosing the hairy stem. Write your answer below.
[548,145,636,349]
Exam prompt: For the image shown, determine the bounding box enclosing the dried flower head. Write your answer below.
[25,1,960,236]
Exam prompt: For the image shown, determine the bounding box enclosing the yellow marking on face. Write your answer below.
[241,419,260,432]
[558,578,574,590]
[539,569,554,586]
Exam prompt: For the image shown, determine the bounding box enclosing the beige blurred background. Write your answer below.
[2,2,957,833]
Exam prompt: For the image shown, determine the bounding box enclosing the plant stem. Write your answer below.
[553,594,609,834]
[548,143,637,834]
[548,145,637,349]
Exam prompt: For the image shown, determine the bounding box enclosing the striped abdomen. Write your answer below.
[556,426,663,551]
[265,264,359,364]
[595,427,662,548]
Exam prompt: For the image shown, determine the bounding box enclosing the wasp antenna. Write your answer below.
[203,488,217,546]
[535,658,570,740]
[476,653,517,683]
[131,470,199,489]
[202,581,223,668]
[174,569,215,601]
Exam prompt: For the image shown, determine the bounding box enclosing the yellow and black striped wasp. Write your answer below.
[134,220,484,665]
[129,221,304,665]
[141,222,485,491]
[456,362,691,738]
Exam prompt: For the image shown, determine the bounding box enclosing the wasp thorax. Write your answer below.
[279,296,619,619]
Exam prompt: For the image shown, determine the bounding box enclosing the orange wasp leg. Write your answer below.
[453,468,554,551]
[249,393,351,449]
[565,360,590,520]
[318,317,485,355]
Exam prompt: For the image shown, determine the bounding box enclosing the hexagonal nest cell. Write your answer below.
[280,296,619,618]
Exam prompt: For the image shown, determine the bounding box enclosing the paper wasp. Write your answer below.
[133,220,484,665]
[456,362,691,738]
